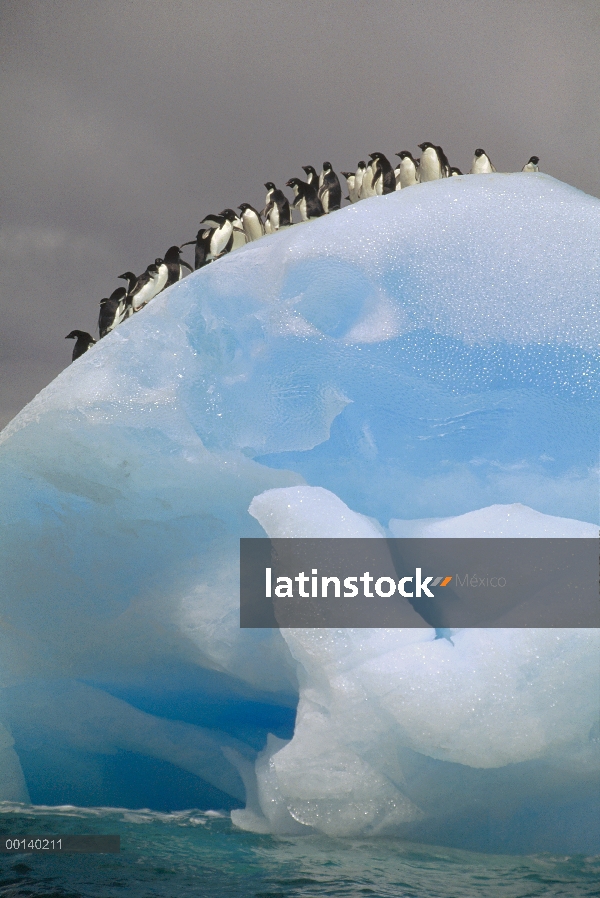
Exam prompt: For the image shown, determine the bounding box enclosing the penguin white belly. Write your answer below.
[243,215,263,241]
[354,170,364,200]
[471,156,494,174]
[212,222,233,256]
[399,159,417,187]
[132,277,158,311]
[347,175,358,203]
[298,196,308,221]
[155,267,168,293]
[419,149,440,181]
[231,225,247,250]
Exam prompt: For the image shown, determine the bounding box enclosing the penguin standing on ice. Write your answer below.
[164,245,193,288]
[360,158,377,197]
[123,262,160,311]
[469,148,496,174]
[238,203,265,241]
[395,151,420,188]
[522,155,539,172]
[153,257,168,294]
[318,162,342,212]
[354,161,367,200]
[418,143,451,181]
[181,215,223,269]
[341,171,358,203]
[302,166,320,191]
[369,152,396,194]
[230,211,248,250]
[263,183,292,232]
[66,330,95,361]
[118,270,139,319]
[286,178,325,221]
[98,286,127,338]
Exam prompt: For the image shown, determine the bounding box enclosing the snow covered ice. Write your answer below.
[0,173,598,852]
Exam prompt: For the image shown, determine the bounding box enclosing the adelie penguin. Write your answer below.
[118,270,138,319]
[450,167,463,177]
[418,142,451,181]
[395,151,420,188]
[181,216,221,270]
[286,178,325,221]
[317,162,342,213]
[522,155,539,172]
[263,183,292,233]
[353,161,367,201]
[65,330,95,361]
[163,245,193,288]
[238,203,265,242]
[341,172,357,204]
[369,152,396,195]
[360,159,377,198]
[122,262,160,312]
[469,148,496,174]
[98,286,127,338]
[301,166,319,191]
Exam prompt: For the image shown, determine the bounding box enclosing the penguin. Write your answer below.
[118,270,138,319]
[153,257,168,293]
[238,203,265,241]
[418,143,451,181]
[354,161,367,201]
[317,161,342,212]
[286,178,325,221]
[469,148,496,174]
[341,172,358,203]
[181,214,224,269]
[450,167,463,177]
[522,155,539,173]
[369,152,396,194]
[98,287,127,338]
[164,245,193,288]
[301,166,320,191]
[124,262,160,311]
[360,159,377,198]
[230,211,248,250]
[434,628,454,646]
[65,330,95,361]
[263,183,292,232]
[395,151,420,188]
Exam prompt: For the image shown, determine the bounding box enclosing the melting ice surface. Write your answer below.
[0,174,598,854]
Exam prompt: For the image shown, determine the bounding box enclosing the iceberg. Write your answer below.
[0,173,598,852]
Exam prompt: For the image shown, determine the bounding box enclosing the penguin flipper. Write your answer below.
[181,260,193,272]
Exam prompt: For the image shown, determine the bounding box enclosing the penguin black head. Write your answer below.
[529,156,539,165]
[118,271,137,282]
[147,263,159,273]
[341,172,353,178]
[155,257,164,266]
[238,203,253,214]
[164,245,182,262]
[109,286,127,302]
[396,151,414,160]
[357,161,367,170]
[219,209,238,222]
[322,162,332,171]
[264,182,276,191]
[450,167,463,176]
[369,152,382,160]
[418,142,435,152]
[302,166,317,178]
[286,178,302,190]
[474,148,486,158]
[66,330,94,342]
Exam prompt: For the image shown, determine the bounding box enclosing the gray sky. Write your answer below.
[2,0,599,431]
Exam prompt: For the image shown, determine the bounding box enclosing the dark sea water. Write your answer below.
[0,805,598,898]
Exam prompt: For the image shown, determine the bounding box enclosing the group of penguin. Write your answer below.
[66,144,540,362]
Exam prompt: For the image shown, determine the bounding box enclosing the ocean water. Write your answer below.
[0,804,598,898]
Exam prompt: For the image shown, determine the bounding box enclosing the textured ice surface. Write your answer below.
[0,174,598,850]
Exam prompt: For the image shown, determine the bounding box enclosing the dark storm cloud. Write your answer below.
[1,0,599,429]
